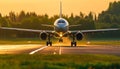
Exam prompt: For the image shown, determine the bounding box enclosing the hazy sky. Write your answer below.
[0,0,119,16]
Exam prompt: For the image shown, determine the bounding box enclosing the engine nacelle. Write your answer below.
[40,32,48,40]
[76,32,83,40]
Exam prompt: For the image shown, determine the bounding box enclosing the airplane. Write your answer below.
[0,1,119,47]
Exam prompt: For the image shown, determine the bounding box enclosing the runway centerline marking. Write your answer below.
[29,46,48,55]
[59,47,62,55]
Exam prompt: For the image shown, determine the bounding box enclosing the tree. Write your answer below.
[18,11,26,21]
[98,1,120,25]
[9,11,16,22]
[79,12,84,19]
[20,16,41,29]
[68,13,74,25]
[0,13,2,17]
[0,17,10,27]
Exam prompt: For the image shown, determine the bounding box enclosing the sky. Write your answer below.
[0,0,119,16]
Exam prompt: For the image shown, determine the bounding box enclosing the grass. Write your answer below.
[0,38,57,45]
[0,54,120,69]
[0,37,120,45]
[78,39,120,45]
[88,40,120,45]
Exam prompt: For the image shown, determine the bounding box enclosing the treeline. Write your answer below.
[98,1,120,28]
[0,1,120,30]
[0,1,120,38]
[0,11,96,30]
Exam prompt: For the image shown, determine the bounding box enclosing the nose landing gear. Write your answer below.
[59,38,63,42]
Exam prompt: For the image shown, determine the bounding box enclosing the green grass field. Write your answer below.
[0,38,120,45]
[0,54,120,69]
[78,40,120,45]
[0,38,43,45]
[0,38,58,45]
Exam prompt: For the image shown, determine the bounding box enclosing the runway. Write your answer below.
[0,44,120,55]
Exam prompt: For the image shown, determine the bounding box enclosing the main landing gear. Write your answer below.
[46,34,52,46]
[71,34,77,47]
[46,41,52,46]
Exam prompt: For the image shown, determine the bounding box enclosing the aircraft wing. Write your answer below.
[81,28,119,33]
[70,28,119,33]
[69,24,81,27]
[41,24,54,27]
[0,27,53,33]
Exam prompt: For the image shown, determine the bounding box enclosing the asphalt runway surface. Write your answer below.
[0,43,120,56]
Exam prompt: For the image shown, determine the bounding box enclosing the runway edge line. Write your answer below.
[29,46,48,55]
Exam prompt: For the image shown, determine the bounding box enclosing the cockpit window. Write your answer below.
[58,20,66,23]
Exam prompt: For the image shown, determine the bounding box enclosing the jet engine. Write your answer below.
[76,32,83,40]
[40,32,48,40]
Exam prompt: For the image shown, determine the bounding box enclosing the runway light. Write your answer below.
[53,52,56,55]
[87,41,90,44]
[28,41,31,43]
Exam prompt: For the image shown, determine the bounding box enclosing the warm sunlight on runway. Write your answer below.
[53,37,92,46]
[0,44,120,56]
[53,37,71,46]
[0,44,42,54]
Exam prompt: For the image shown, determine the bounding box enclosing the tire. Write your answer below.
[59,39,63,42]
[71,42,77,47]
[74,42,77,47]
[50,42,52,46]
[46,42,52,46]
[71,42,73,47]
[46,42,49,46]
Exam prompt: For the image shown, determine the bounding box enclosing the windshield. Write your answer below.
[58,20,66,23]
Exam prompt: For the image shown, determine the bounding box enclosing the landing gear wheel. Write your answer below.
[71,34,77,47]
[71,42,76,47]
[46,34,52,46]
[46,42,52,46]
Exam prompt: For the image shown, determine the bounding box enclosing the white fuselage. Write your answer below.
[54,18,69,33]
